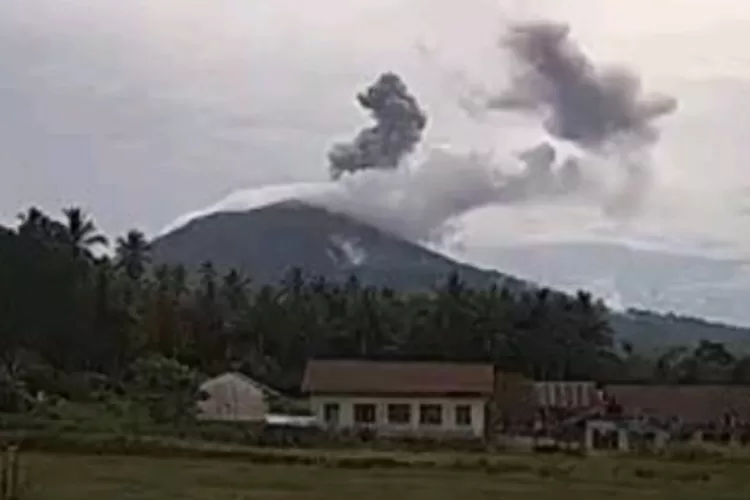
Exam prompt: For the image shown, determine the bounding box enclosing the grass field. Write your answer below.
[20,452,750,500]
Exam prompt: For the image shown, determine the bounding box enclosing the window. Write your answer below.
[419,404,443,426]
[387,404,411,424]
[353,403,376,424]
[455,405,472,427]
[323,403,340,424]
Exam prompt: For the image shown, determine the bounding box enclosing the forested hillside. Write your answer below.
[151,202,750,352]
[2,206,750,400]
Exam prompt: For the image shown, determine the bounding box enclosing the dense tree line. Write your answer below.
[0,206,749,405]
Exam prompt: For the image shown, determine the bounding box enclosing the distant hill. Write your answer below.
[151,201,750,351]
[472,242,750,328]
[610,309,750,352]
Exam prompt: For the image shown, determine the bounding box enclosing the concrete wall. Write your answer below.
[309,396,486,438]
[198,373,268,422]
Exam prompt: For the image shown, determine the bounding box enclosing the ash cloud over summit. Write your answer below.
[176,20,679,245]
[328,72,427,180]
[481,21,678,216]
[488,21,678,150]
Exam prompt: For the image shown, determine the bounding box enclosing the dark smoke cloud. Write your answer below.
[243,22,678,245]
[328,72,427,180]
[487,22,678,150]
[478,21,678,215]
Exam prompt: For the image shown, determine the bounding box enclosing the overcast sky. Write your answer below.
[3,0,750,260]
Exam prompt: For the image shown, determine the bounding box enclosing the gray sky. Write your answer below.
[3,0,750,259]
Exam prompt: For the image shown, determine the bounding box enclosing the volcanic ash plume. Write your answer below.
[488,22,677,150]
[311,64,639,243]
[320,72,515,242]
[484,21,677,215]
[328,72,428,180]
[171,28,678,245]
[313,148,502,242]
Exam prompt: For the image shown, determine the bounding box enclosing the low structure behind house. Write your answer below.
[198,372,269,423]
[531,381,603,432]
[302,360,494,439]
[604,385,750,428]
[534,381,600,411]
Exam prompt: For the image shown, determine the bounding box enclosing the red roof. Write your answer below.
[302,360,494,396]
[605,385,750,423]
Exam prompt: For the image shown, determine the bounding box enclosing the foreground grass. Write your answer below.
[21,452,750,500]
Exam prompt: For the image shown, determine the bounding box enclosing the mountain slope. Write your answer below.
[151,200,525,291]
[610,309,750,351]
[152,202,750,350]
[471,242,750,327]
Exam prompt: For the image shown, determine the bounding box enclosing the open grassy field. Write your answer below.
[20,451,750,500]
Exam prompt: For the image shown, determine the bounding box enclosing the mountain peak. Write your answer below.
[151,203,750,350]
[151,202,521,290]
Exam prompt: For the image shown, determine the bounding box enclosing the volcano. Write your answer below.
[151,200,750,350]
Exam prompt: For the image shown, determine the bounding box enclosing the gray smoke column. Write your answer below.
[483,21,677,216]
[177,26,678,244]
[488,22,677,150]
[328,72,428,180]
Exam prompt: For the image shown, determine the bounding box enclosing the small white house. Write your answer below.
[198,372,269,423]
[302,360,494,439]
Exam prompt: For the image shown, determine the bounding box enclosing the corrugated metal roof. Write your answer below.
[605,385,750,424]
[201,372,286,399]
[302,360,494,396]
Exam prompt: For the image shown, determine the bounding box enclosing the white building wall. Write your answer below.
[309,396,486,438]
[198,373,268,422]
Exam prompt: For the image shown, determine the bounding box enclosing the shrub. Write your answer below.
[124,355,205,426]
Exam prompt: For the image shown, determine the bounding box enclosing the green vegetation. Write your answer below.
[150,201,750,351]
[1,205,618,398]
[3,204,748,413]
[21,450,750,499]
[1,204,749,496]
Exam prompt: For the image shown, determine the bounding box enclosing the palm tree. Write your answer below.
[115,230,151,282]
[17,206,65,243]
[221,269,249,314]
[61,207,108,258]
[169,265,189,299]
[16,207,46,231]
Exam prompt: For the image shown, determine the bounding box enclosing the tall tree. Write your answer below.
[61,207,108,258]
[16,203,740,400]
[17,207,67,245]
[115,230,151,282]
